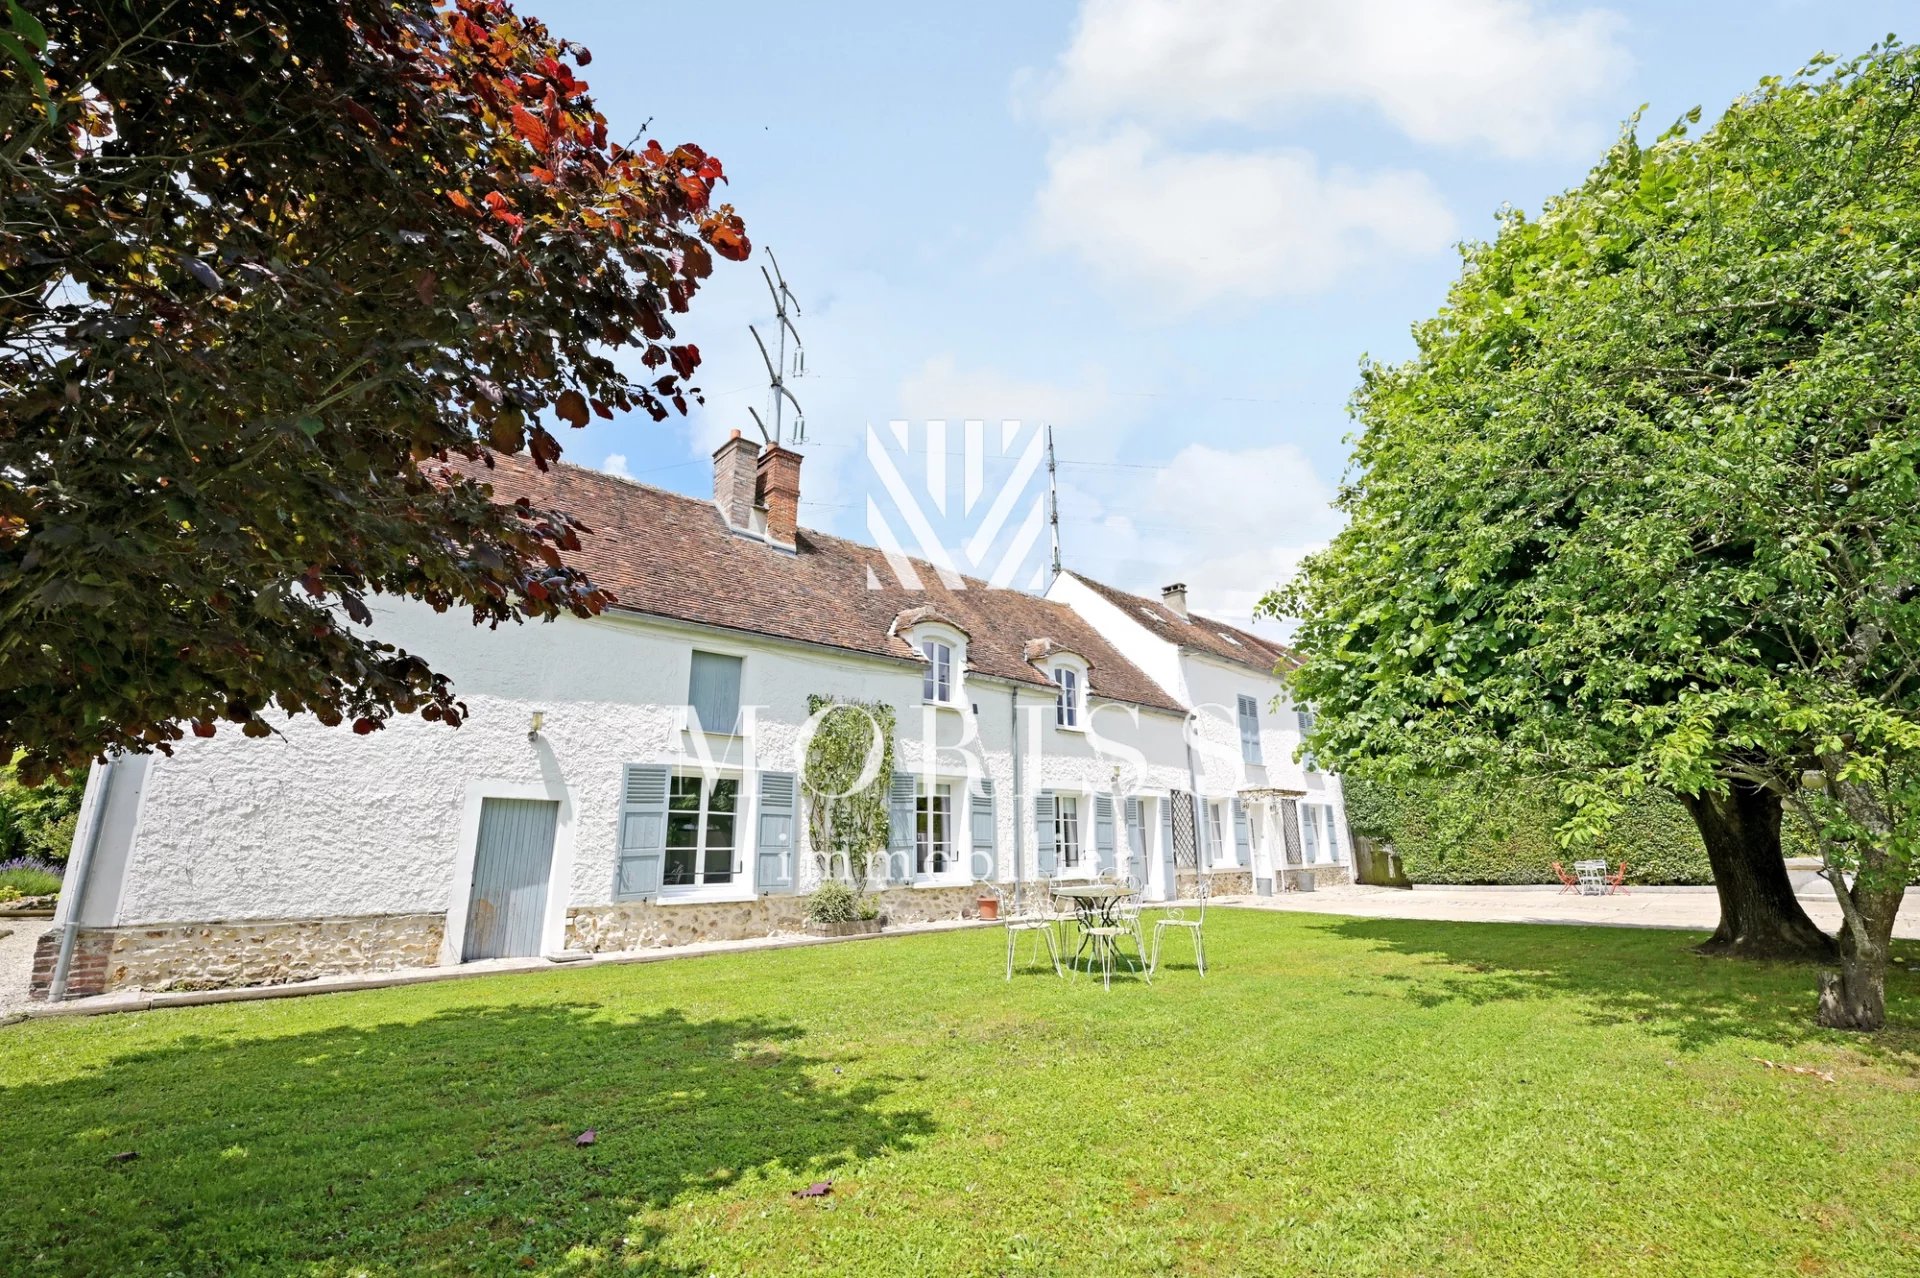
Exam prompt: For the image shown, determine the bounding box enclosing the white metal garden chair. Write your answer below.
[1005,890,1063,980]
[1076,879,1150,990]
[1150,877,1210,977]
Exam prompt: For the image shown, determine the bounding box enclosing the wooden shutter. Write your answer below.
[1238,696,1262,765]
[1034,790,1057,876]
[755,771,797,893]
[887,771,916,884]
[1232,797,1251,862]
[614,764,670,900]
[688,651,742,734]
[1296,707,1317,770]
[1093,794,1116,873]
[970,779,996,880]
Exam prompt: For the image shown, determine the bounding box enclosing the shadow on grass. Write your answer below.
[1325,916,1920,1068]
[0,1002,932,1275]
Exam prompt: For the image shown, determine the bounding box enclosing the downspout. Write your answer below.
[1009,688,1027,909]
[49,755,116,1002]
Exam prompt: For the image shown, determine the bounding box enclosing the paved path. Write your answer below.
[1219,884,1920,939]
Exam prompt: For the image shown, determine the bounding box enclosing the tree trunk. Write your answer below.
[1680,782,1837,961]
[1816,883,1901,1031]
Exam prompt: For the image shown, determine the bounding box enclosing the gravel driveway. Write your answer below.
[0,921,49,1017]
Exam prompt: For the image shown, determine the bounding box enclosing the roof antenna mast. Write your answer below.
[1046,423,1062,580]
[747,249,808,447]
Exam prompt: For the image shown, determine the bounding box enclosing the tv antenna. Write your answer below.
[1046,423,1062,579]
[747,249,808,447]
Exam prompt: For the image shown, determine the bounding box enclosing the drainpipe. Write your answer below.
[48,755,116,1002]
[1009,688,1027,909]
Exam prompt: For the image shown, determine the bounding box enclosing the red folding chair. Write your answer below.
[1606,862,1630,895]
[1552,861,1580,895]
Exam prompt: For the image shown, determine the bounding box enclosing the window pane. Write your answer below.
[664,845,697,885]
[1056,796,1080,867]
[669,775,701,811]
[689,651,743,734]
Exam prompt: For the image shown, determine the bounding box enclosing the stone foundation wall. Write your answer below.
[567,885,978,953]
[1172,869,1255,899]
[28,912,447,999]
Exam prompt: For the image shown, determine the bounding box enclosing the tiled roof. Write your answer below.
[461,455,1187,715]
[1065,572,1298,677]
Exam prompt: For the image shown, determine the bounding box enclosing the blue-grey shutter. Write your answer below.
[1124,797,1144,880]
[887,771,916,884]
[615,764,670,900]
[1239,696,1263,765]
[1093,794,1116,874]
[688,651,742,734]
[1161,793,1177,885]
[1232,797,1251,863]
[755,771,796,893]
[1296,707,1317,771]
[970,779,996,880]
[1034,790,1057,876]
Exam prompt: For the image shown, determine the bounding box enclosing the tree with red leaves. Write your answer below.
[0,1,749,782]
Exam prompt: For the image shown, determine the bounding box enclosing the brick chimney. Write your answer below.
[755,445,803,547]
[712,430,760,530]
[1161,582,1188,620]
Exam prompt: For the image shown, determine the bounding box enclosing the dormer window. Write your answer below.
[1054,665,1081,728]
[922,638,954,703]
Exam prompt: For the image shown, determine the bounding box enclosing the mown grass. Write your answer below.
[1,909,1917,1277]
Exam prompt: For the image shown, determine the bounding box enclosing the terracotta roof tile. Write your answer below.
[463,455,1187,715]
[1066,572,1298,677]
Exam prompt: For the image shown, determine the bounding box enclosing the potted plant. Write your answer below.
[974,880,1000,921]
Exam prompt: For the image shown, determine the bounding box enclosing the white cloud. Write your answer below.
[1043,0,1629,159]
[1056,441,1343,635]
[1034,129,1455,309]
[599,453,633,479]
[896,355,1121,436]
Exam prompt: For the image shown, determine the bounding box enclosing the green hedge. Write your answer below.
[1344,774,1722,886]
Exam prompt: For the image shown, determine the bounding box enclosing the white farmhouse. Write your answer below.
[1048,571,1353,896]
[34,437,1346,999]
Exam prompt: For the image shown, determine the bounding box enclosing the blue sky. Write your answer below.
[539,0,1910,630]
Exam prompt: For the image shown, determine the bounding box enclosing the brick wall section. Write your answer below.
[27,927,112,1000]
[755,445,802,547]
[712,431,760,528]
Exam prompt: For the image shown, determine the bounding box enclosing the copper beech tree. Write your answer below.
[0,1,748,782]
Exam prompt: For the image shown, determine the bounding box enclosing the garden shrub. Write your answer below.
[1345,774,1721,885]
[0,858,64,898]
[803,880,860,925]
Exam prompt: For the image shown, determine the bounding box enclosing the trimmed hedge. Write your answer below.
[1344,774,1721,886]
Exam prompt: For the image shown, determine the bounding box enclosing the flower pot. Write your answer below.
[976,897,1000,921]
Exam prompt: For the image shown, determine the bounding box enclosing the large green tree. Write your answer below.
[1268,45,1920,1029]
[0,1,748,783]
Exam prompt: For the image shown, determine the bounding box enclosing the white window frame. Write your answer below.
[914,625,966,706]
[915,779,964,882]
[1053,660,1086,731]
[1300,802,1339,864]
[1055,794,1083,870]
[662,771,743,894]
[1238,694,1263,766]
[1208,801,1226,864]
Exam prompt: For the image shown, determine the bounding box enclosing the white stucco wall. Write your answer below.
[97,595,1200,936]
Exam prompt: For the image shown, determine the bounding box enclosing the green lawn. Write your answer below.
[2,910,1917,1277]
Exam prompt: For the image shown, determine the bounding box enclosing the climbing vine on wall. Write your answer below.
[802,696,895,885]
